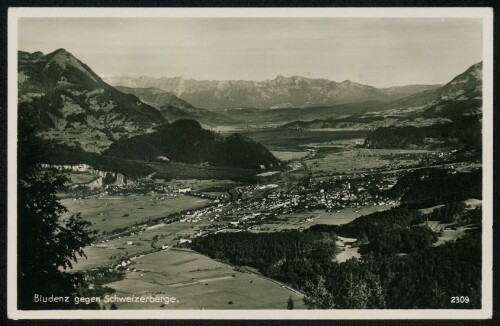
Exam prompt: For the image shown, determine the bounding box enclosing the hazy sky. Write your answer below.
[18,18,482,87]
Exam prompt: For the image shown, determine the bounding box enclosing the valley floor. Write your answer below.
[66,132,481,309]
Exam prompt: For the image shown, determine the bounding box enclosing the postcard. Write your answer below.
[7,7,493,319]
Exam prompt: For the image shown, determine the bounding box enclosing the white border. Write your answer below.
[7,7,494,320]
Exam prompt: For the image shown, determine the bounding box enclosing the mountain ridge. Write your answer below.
[362,62,483,149]
[18,49,168,152]
[114,86,237,126]
[102,74,442,110]
[18,49,282,175]
[385,62,482,110]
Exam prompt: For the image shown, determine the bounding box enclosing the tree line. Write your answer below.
[191,206,481,309]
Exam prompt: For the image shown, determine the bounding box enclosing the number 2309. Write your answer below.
[451,296,469,303]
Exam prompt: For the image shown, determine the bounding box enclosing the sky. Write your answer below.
[18,17,483,88]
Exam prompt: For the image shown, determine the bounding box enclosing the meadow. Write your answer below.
[259,205,394,229]
[148,161,260,182]
[306,148,433,176]
[71,219,214,271]
[105,249,305,309]
[241,128,371,150]
[163,178,241,192]
[270,150,310,162]
[308,205,394,226]
[61,194,209,233]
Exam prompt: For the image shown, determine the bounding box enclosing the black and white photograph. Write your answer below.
[7,7,493,319]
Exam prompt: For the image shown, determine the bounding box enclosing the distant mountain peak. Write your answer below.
[45,48,75,61]
[383,61,483,111]
[340,80,366,87]
[103,74,450,110]
[39,48,103,85]
[53,48,70,55]
[461,61,482,80]
[273,75,308,82]
[438,61,482,101]
[18,50,44,61]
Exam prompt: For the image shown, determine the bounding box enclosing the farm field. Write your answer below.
[308,205,394,226]
[271,205,394,228]
[71,219,218,271]
[148,161,260,182]
[246,205,394,232]
[306,148,433,175]
[163,179,241,192]
[270,150,310,162]
[242,128,371,150]
[66,172,99,185]
[105,249,305,310]
[61,194,210,233]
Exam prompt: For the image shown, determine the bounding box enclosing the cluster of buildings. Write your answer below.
[301,174,398,210]
[178,203,226,223]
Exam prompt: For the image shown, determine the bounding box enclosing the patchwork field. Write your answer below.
[306,148,433,175]
[242,128,371,150]
[244,205,394,233]
[104,249,305,310]
[61,194,210,233]
[164,179,241,192]
[70,219,220,271]
[309,205,394,226]
[271,205,394,229]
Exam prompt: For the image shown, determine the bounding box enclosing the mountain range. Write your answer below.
[18,49,281,172]
[18,48,482,172]
[102,75,442,110]
[18,49,165,152]
[282,62,482,132]
[114,86,237,127]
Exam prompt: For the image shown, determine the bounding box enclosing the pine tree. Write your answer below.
[287,296,294,310]
[17,108,96,309]
[303,277,335,309]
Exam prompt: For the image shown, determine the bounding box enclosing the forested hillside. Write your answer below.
[104,119,282,170]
